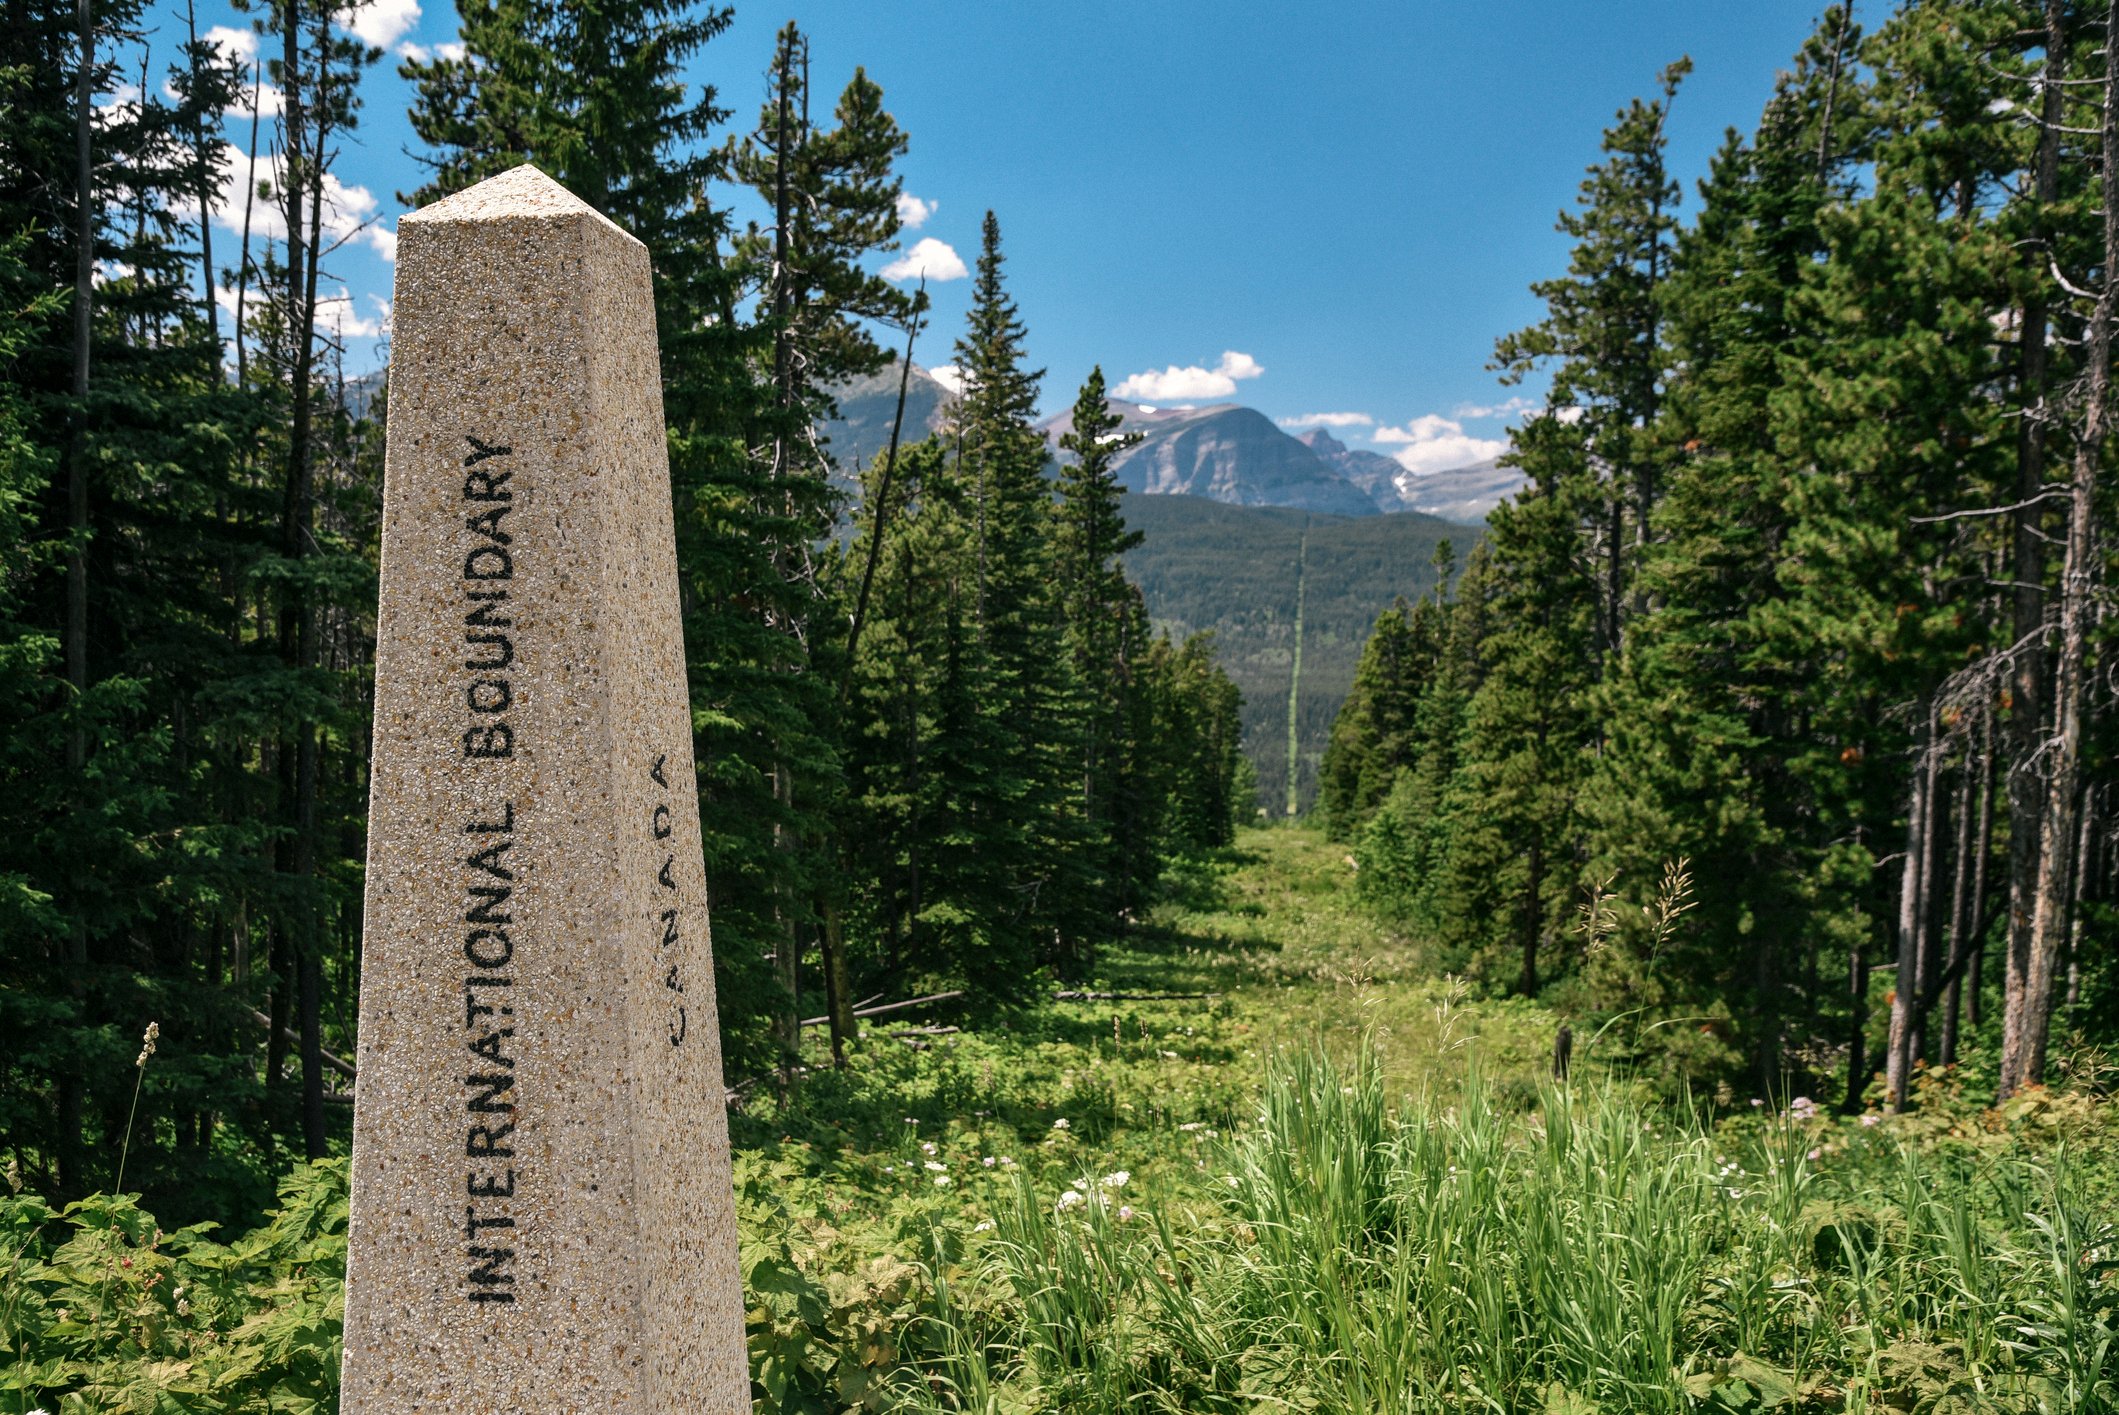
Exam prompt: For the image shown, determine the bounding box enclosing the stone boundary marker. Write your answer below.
[341,164,748,1411]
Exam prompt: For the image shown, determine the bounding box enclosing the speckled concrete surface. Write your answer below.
[340,164,748,1413]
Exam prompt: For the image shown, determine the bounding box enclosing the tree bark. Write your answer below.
[1887,704,1938,1111]
[2001,0,2067,1098]
[2065,791,2095,1008]
[184,0,215,331]
[276,0,328,1159]
[1519,838,1544,996]
[1967,702,1996,1032]
[59,0,96,1195]
[1844,943,1870,1112]
[1940,716,1987,1064]
[2008,0,2114,1097]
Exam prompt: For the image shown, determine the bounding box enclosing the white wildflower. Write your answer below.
[982,1156,996,1168]
[925,1160,947,1172]
[1056,1189,1084,1211]
[933,1174,952,1186]
[1100,1170,1129,1190]
[1050,1118,1070,1131]
[921,1141,937,1155]
[1178,1122,1205,1133]
[973,1221,994,1233]
[136,1021,160,1068]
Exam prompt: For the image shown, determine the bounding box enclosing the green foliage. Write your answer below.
[1323,1,2119,1107]
[1125,496,1476,816]
[0,1159,347,1413]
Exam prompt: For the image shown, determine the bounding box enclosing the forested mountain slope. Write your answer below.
[1124,496,1479,812]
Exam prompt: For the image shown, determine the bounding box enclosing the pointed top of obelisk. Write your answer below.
[402,163,639,246]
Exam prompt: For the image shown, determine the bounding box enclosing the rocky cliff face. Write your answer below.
[818,361,957,486]
[818,366,1524,523]
[1043,400,1382,516]
[1297,427,1525,523]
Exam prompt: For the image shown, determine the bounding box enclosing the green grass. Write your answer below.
[736,827,2117,1413]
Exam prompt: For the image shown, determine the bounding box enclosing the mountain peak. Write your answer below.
[1295,426,1348,456]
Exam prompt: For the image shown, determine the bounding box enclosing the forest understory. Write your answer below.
[5,828,2114,1414]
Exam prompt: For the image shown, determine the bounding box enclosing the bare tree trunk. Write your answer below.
[275,0,328,1159]
[59,0,96,1194]
[1813,5,1849,183]
[842,296,923,682]
[2001,0,2067,1097]
[2010,0,2114,1095]
[1519,838,1543,997]
[2065,791,2095,1008]
[1941,715,1990,1064]
[234,59,262,387]
[1844,943,1870,1112]
[1888,705,1938,1111]
[1967,703,1997,1032]
[822,902,852,1067]
[771,762,800,1075]
[1605,499,1623,658]
[184,0,216,334]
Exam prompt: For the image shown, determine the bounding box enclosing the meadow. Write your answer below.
[3,828,2114,1413]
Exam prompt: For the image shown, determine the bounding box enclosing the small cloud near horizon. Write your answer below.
[1115,350,1262,402]
[882,237,968,282]
[1277,411,1373,429]
[1373,413,1508,476]
[1452,396,1536,421]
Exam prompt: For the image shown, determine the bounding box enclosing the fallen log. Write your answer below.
[799,990,965,1028]
[249,1008,358,1079]
[1052,989,1220,1002]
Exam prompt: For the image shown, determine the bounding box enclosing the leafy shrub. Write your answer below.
[0,1159,345,1414]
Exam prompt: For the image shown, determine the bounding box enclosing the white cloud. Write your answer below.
[398,40,430,62]
[316,286,385,340]
[232,81,285,118]
[338,0,421,50]
[1452,396,1536,420]
[881,237,967,282]
[927,363,965,396]
[437,40,466,60]
[1372,413,1508,476]
[1277,411,1373,429]
[896,192,935,230]
[204,24,256,62]
[182,141,400,266]
[1113,350,1263,402]
[214,281,270,322]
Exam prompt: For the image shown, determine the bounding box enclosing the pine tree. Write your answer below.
[1054,367,1147,919]
[1315,597,1437,838]
[1583,7,1868,1094]
[1493,57,1690,652]
[1432,415,1602,994]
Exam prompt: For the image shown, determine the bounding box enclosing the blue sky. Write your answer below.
[170,0,1829,472]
